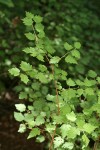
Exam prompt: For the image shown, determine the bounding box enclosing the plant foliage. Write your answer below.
[9,12,100,150]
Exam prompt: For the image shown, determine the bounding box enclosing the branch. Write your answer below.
[45,55,60,150]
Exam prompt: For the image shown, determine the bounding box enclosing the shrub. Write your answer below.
[9,12,100,150]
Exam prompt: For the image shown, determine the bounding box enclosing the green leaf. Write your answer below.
[88,70,97,78]
[22,17,33,26]
[36,55,44,62]
[71,49,80,59]
[66,127,80,139]
[85,88,94,96]
[77,89,84,96]
[36,135,45,143]
[31,82,40,90]
[83,123,97,134]
[60,124,71,138]
[33,100,45,110]
[9,68,20,76]
[39,64,47,72]
[25,32,35,40]
[62,89,76,101]
[37,72,48,83]
[34,15,43,23]
[45,44,55,54]
[74,42,81,49]
[28,106,34,111]
[18,124,26,133]
[38,31,45,38]
[62,142,74,149]
[92,104,100,114]
[97,77,100,83]
[75,79,84,86]
[35,23,44,32]
[20,61,32,71]
[82,134,89,147]
[23,47,36,54]
[68,89,76,100]
[67,78,76,86]
[14,112,24,122]
[48,103,56,111]
[64,42,73,51]
[19,92,28,99]
[26,12,34,19]
[60,105,71,115]
[53,115,65,124]
[20,74,29,84]
[24,113,34,123]
[24,113,35,129]
[76,118,85,129]
[65,55,77,64]
[66,111,77,122]
[40,111,46,117]
[54,136,64,148]
[27,128,40,139]
[46,94,55,101]
[50,56,60,64]
[35,116,45,126]
[28,121,35,128]
[84,78,96,87]
[45,124,56,133]
[15,104,26,112]
[98,95,100,104]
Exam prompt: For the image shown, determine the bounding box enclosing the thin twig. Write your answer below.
[60,51,69,60]
[45,55,60,150]
[46,55,60,114]
[51,64,60,114]
[49,125,57,150]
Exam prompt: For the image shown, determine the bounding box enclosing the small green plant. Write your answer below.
[9,12,100,150]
